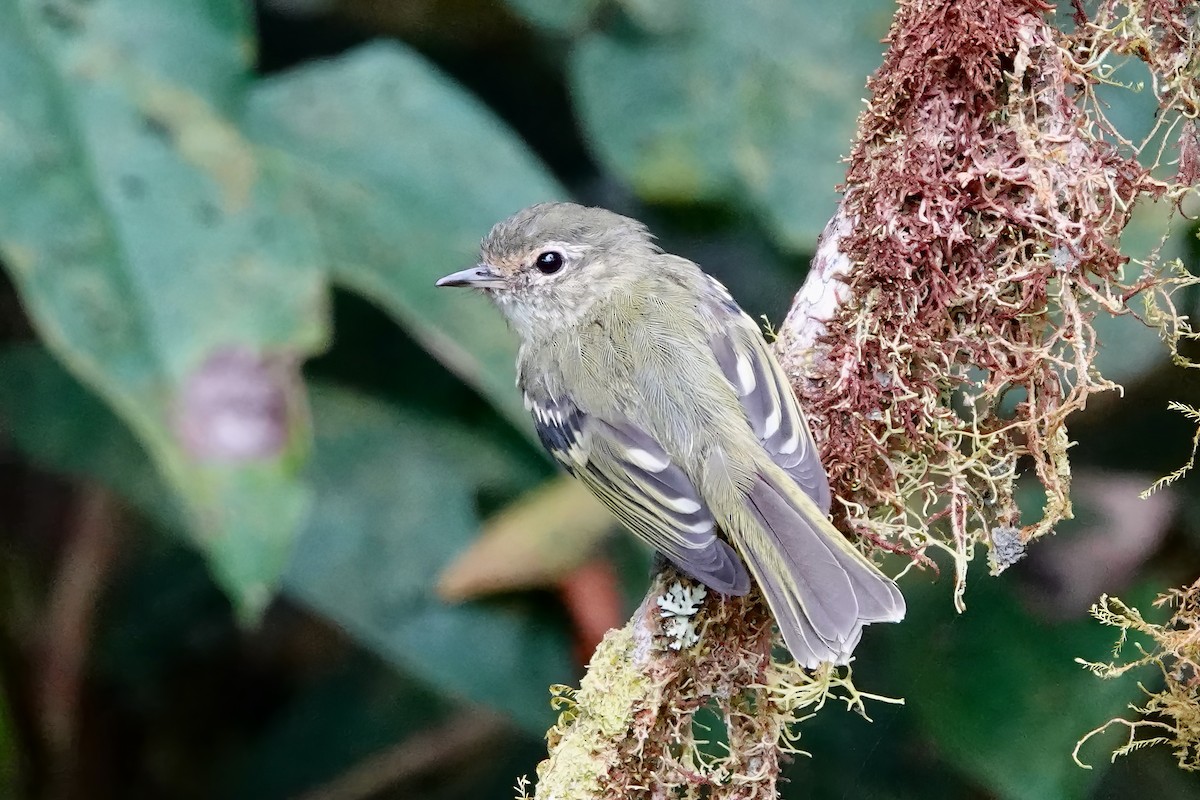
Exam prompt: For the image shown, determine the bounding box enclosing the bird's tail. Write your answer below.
[735,464,905,668]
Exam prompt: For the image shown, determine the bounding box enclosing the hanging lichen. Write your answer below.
[777,0,1199,609]
[1075,583,1200,772]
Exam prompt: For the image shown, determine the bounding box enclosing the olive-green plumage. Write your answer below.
[436,202,904,667]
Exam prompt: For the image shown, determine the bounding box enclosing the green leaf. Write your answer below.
[243,42,565,435]
[502,0,601,33]
[0,346,573,731]
[890,574,1153,800]
[284,385,575,732]
[570,0,892,250]
[0,0,329,616]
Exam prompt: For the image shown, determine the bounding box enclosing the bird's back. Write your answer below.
[528,265,759,493]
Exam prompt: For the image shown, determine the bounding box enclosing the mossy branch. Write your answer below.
[774,0,1198,605]
[527,570,892,799]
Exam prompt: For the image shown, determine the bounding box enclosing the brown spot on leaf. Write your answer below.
[176,349,295,462]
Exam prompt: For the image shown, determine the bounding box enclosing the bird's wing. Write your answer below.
[524,389,751,596]
[702,277,832,513]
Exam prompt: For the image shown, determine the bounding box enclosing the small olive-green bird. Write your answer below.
[436,203,904,666]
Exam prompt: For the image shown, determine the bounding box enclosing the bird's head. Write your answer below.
[436,202,659,337]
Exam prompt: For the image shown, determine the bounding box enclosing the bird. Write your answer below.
[435,202,904,667]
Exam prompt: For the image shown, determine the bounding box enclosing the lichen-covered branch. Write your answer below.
[528,570,893,800]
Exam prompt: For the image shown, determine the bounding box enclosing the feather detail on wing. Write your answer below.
[526,392,590,473]
[703,277,832,513]
[699,276,904,667]
[524,390,751,596]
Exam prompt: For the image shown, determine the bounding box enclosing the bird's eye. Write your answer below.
[535,250,565,275]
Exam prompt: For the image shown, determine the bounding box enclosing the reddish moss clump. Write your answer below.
[779,0,1196,603]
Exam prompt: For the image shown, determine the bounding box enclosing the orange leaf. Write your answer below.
[438,476,616,600]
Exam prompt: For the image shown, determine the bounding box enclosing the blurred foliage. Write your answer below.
[566,0,891,250]
[0,676,17,800]
[0,0,327,618]
[0,346,572,731]
[242,40,563,433]
[0,0,1195,798]
[285,385,571,731]
[0,0,562,618]
[891,573,1157,800]
[437,476,615,601]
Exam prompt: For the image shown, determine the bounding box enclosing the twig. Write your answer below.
[534,569,783,799]
[37,482,123,766]
[295,709,509,800]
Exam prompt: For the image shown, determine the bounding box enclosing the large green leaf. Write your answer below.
[243,42,566,434]
[568,0,892,251]
[0,0,328,616]
[890,573,1153,800]
[0,346,571,732]
[284,385,574,732]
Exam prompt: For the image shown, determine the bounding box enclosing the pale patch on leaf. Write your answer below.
[175,348,298,462]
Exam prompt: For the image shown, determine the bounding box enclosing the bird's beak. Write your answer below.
[435,264,506,289]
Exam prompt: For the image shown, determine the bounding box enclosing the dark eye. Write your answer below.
[535,250,565,274]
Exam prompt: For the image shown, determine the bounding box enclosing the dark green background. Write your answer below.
[0,0,1197,798]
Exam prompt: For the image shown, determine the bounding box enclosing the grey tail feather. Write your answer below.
[741,469,905,668]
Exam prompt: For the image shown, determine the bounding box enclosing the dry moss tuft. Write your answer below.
[1074,582,1200,771]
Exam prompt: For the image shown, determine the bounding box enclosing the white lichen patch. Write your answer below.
[657,581,707,650]
[987,525,1026,575]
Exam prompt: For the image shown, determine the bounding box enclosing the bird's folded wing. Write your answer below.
[524,389,751,596]
[702,277,832,513]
